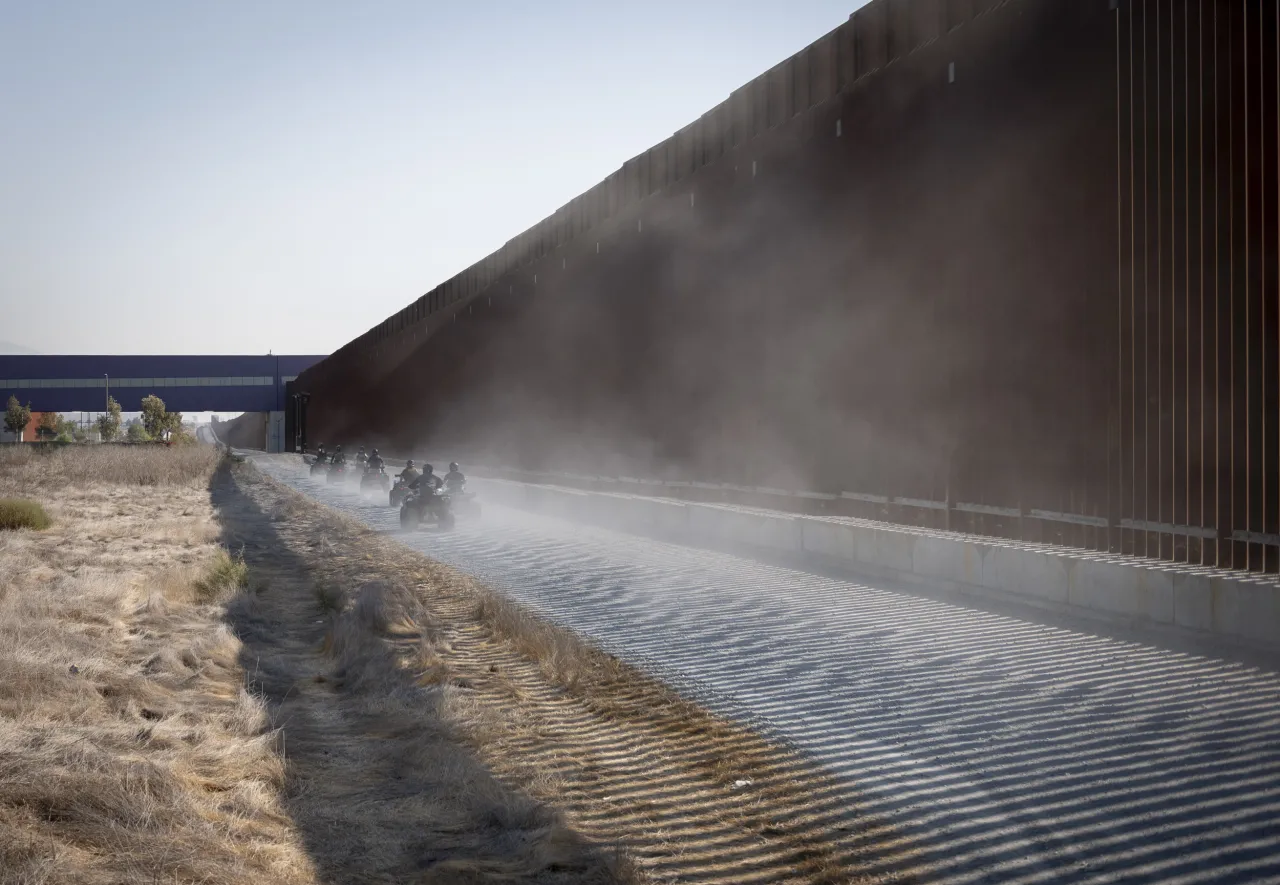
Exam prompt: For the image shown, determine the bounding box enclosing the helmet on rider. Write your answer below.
[335,444,342,452]
[449,462,459,472]
[371,448,379,456]
[405,459,415,468]
[422,463,434,474]
[358,446,365,453]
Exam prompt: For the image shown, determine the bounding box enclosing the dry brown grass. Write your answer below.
[0,444,220,489]
[233,458,916,884]
[0,448,316,885]
[472,593,623,692]
[210,460,644,884]
[0,447,650,884]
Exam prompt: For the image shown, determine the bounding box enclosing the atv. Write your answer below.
[400,487,455,531]
[327,461,348,484]
[361,465,390,496]
[389,476,409,508]
[309,457,328,477]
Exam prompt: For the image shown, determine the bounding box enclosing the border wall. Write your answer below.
[296,0,1280,575]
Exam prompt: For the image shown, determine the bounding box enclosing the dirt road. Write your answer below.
[257,453,1280,885]
[222,458,909,883]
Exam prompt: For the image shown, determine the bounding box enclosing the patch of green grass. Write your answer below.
[0,498,51,531]
[193,548,249,602]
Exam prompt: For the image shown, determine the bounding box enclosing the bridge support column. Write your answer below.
[266,411,285,453]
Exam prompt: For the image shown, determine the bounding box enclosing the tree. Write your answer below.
[140,395,170,439]
[4,397,31,441]
[164,410,185,437]
[55,414,76,442]
[141,394,186,442]
[126,423,151,443]
[35,412,59,441]
[96,396,122,442]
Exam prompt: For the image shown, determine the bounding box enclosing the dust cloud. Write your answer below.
[311,0,1115,514]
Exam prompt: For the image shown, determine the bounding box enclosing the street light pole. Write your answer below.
[104,374,109,412]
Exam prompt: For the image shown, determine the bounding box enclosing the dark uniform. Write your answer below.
[443,465,466,492]
[409,466,443,493]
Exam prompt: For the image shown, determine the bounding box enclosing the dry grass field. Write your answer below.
[0,445,909,884]
[0,445,313,884]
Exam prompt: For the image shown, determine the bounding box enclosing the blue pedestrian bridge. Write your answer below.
[0,355,325,414]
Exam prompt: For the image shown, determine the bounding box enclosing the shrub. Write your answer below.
[193,549,249,602]
[0,498,51,531]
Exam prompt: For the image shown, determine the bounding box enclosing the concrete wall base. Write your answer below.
[473,477,1280,654]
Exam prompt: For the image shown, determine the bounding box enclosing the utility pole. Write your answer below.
[104,374,109,412]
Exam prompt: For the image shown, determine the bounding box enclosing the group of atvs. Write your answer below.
[306,445,479,531]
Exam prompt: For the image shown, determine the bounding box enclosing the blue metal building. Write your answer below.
[0,355,325,413]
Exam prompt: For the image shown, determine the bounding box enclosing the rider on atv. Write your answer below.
[388,459,419,507]
[331,445,346,466]
[355,446,368,467]
[408,463,444,494]
[367,448,385,473]
[313,443,327,463]
[443,462,466,493]
[400,463,456,529]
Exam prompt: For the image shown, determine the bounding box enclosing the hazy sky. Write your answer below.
[1,1,867,356]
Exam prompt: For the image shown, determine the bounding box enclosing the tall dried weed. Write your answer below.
[0,444,220,488]
[0,479,315,885]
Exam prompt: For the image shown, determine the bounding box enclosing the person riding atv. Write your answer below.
[400,463,454,529]
[443,462,466,492]
[442,461,481,518]
[355,446,368,467]
[309,443,328,475]
[360,448,390,494]
[408,463,443,494]
[389,459,419,507]
[327,445,348,483]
